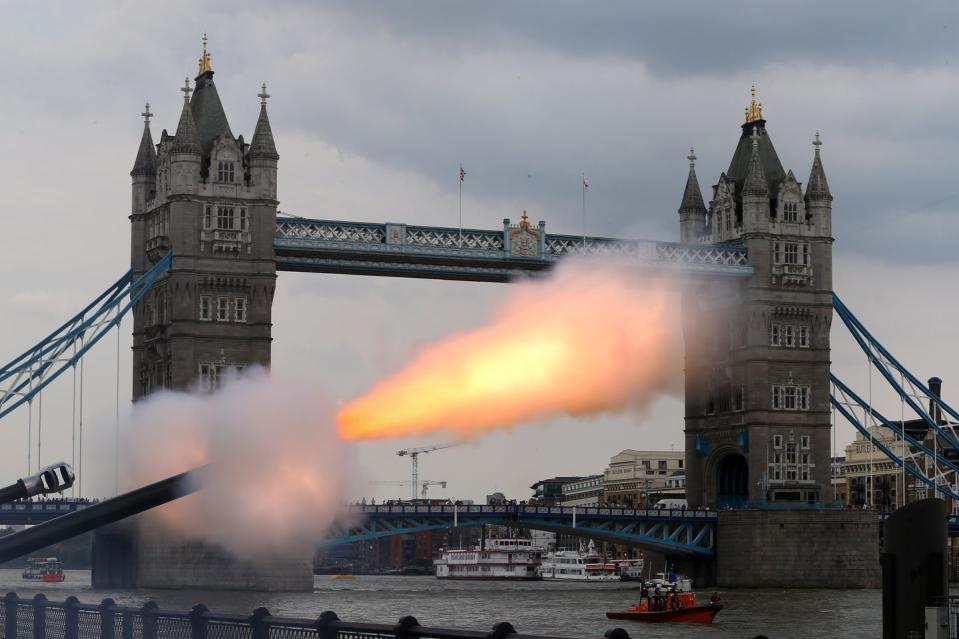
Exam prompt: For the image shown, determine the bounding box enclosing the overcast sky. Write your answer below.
[1,1,958,502]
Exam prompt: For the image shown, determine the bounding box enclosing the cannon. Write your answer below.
[0,466,206,563]
[0,462,75,505]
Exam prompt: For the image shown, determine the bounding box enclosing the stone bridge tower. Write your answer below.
[105,39,308,591]
[680,88,834,509]
[130,36,278,400]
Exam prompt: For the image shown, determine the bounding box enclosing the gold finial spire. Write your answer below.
[744,83,764,123]
[198,33,212,75]
[520,209,531,228]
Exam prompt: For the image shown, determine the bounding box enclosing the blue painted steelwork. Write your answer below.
[833,293,959,450]
[0,253,171,420]
[831,294,959,504]
[0,499,90,525]
[830,376,959,502]
[274,218,752,282]
[321,504,717,556]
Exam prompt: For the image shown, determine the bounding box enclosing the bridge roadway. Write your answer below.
[9,500,959,558]
[326,503,718,556]
[272,217,753,282]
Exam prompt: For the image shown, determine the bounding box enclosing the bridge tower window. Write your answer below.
[784,325,795,347]
[233,297,247,323]
[217,161,235,183]
[216,297,229,321]
[784,201,799,222]
[217,206,235,230]
[199,296,212,321]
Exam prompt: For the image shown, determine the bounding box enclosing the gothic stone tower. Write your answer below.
[681,89,834,509]
[130,38,278,399]
[108,40,309,591]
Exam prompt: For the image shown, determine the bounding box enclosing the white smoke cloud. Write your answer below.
[120,367,355,558]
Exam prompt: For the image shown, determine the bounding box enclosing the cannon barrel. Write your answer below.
[0,466,206,563]
[0,462,76,505]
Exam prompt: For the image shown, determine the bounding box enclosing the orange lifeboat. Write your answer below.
[606,591,722,624]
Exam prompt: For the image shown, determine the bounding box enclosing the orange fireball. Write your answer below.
[337,260,681,440]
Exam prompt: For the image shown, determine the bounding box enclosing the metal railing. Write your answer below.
[0,593,630,639]
[346,504,717,520]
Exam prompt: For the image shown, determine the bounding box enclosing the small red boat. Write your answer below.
[22,557,65,583]
[606,591,722,624]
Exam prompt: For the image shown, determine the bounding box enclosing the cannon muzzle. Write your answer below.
[0,462,75,505]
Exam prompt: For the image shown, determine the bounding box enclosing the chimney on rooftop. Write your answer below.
[928,377,943,424]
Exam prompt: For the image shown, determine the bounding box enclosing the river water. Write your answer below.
[0,570,880,638]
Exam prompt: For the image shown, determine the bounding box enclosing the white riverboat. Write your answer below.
[614,558,646,581]
[540,541,621,582]
[434,538,542,580]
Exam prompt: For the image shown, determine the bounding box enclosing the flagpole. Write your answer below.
[582,173,587,249]
[458,165,463,248]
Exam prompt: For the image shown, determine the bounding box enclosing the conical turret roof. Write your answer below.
[726,121,783,198]
[741,131,768,198]
[191,70,233,157]
[249,102,279,160]
[678,147,706,214]
[805,133,832,202]
[131,120,156,176]
[172,92,201,155]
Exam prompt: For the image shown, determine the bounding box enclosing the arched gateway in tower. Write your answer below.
[679,88,834,509]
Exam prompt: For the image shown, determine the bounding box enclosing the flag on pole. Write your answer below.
[583,175,589,191]
[460,166,467,182]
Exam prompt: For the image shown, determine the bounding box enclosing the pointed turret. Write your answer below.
[248,84,279,199]
[805,132,832,202]
[131,103,157,219]
[740,128,771,234]
[249,85,279,161]
[172,78,201,155]
[131,103,156,177]
[742,130,768,198]
[804,132,833,237]
[678,147,707,242]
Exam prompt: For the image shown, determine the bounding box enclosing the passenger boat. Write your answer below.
[22,557,65,583]
[613,558,645,581]
[606,580,722,625]
[434,538,541,580]
[540,541,619,582]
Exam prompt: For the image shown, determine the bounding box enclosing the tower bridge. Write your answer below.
[272,217,753,281]
[14,44,955,590]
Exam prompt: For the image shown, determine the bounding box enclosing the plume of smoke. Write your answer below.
[337,258,684,441]
[121,368,354,558]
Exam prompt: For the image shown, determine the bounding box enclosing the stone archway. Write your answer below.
[715,453,749,509]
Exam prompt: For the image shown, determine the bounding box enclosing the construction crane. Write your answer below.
[369,480,448,499]
[397,441,463,500]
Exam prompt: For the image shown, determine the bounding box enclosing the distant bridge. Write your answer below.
[323,503,719,556]
[0,500,90,526]
[273,217,753,282]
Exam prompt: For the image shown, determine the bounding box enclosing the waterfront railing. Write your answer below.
[0,593,631,639]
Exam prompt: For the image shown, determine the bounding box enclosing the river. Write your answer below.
[0,570,880,638]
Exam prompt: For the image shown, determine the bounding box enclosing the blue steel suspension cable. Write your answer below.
[832,293,959,450]
[0,253,171,421]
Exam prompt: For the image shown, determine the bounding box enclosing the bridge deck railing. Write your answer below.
[0,593,629,639]
[348,504,718,520]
